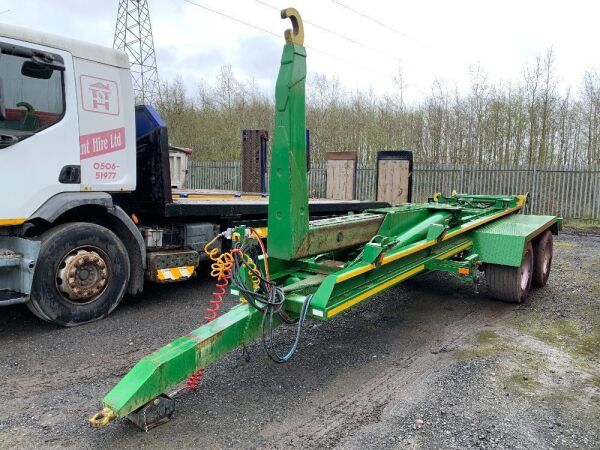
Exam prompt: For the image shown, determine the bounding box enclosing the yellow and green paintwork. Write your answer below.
[92,8,560,424]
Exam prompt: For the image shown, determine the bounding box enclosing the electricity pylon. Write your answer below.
[114,0,160,104]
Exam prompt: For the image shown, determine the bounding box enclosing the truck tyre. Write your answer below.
[28,222,130,326]
[532,230,553,287]
[486,241,534,304]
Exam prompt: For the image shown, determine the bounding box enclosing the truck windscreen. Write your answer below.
[0,45,65,148]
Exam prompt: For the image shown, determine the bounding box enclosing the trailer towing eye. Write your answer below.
[89,407,116,428]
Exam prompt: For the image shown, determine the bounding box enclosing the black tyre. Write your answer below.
[486,241,534,304]
[532,230,553,287]
[28,222,130,326]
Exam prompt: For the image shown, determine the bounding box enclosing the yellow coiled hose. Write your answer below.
[204,237,233,280]
[203,235,259,291]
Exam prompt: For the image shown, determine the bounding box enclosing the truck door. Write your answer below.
[73,58,136,192]
[0,39,79,224]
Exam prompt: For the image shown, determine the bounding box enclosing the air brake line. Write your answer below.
[184,233,233,391]
[184,228,311,393]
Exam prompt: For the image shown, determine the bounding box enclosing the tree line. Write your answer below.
[156,49,600,167]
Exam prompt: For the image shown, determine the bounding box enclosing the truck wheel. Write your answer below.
[486,241,534,304]
[532,230,553,287]
[28,223,130,326]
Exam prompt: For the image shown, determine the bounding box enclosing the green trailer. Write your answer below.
[90,8,560,430]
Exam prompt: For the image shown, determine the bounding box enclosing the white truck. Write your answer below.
[0,25,384,326]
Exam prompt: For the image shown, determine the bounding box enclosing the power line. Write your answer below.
[253,0,401,63]
[330,0,429,48]
[182,0,280,39]
[181,0,389,77]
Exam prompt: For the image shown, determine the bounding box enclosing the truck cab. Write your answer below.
[0,25,143,325]
[0,25,136,219]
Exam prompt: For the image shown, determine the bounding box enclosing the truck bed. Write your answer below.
[167,189,387,218]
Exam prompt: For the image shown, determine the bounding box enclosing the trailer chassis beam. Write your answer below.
[93,304,266,421]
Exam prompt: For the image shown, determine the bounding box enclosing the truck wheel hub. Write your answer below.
[57,249,109,302]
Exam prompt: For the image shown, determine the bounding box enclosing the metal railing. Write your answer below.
[186,161,600,220]
[187,161,241,192]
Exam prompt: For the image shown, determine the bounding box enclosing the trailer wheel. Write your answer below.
[486,241,534,304]
[28,223,130,326]
[532,230,553,287]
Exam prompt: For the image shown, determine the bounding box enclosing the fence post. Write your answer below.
[531,165,538,214]
[459,164,465,193]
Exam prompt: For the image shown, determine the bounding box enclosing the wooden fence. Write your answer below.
[187,161,600,221]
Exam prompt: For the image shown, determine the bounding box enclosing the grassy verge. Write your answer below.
[562,219,600,232]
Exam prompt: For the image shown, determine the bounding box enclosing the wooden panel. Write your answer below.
[377,159,410,205]
[325,151,357,161]
[326,159,356,200]
[241,130,268,192]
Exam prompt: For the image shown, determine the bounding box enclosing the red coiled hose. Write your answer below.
[203,276,229,321]
[186,269,231,391]
[186,369,204,390]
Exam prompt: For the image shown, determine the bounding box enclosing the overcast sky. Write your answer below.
[2,0,599,102]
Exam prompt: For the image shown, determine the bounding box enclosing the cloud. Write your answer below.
[188,47,229,72]
[2,0,598,104]
[156,45,179,67]
[234,35,280,81]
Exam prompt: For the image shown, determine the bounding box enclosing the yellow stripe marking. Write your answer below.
[436,241,473,260]
[378,204,522,267]
[443,205,522,240]
[526,217,557,240]
[0,218,27,226]
[173,194,265,200]
[328,265,425,318]
[156,265,195,281]
[157,270,168,281]
[336,263,375,283]
[380,240,436,265]
[328,240,474,318]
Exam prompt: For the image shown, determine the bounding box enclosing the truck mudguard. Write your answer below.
[29,192,114,223]
[29,192,146,293]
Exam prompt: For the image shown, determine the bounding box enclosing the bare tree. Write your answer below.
[155,58,599,169]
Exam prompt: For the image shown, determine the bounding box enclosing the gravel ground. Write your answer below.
[0,230,598,449]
